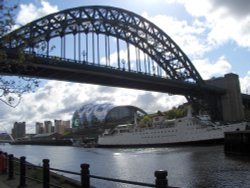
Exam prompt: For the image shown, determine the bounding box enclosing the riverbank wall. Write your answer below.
[10,139,73,146]
[224,130,250,155]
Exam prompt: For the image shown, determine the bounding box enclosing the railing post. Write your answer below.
[3,152,8,174]
[19,156,26,187]
[81,163,90,188]
[8,154,14,180]
[155,170,168,188]
[43,159,50,188]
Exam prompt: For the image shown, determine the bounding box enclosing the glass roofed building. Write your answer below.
[72,102,146,128]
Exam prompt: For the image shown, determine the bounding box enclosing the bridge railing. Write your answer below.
[5,152,178,188]
[6,48,167,80]
[29,51,165,78]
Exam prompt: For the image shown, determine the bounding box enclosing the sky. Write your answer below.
[1,0,250,133]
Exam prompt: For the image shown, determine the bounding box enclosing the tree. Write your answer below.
[138,115,152,127]
[0,0,39,107]
[165,105,187,119]
[0,0,16,37]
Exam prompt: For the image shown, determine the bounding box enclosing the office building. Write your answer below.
[35,122,44,134]
[54,120,70,134]
[44,121,53,133]
[12,122,26,139]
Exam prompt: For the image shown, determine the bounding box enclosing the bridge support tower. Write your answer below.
[207,73,245,122]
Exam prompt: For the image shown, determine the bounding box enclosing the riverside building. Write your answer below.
[12,122,26,139]
[35,122,44,134]
[44,121,53,133]
[54,120,70,134]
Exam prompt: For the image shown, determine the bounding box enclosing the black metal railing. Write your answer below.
[4,153,178,188]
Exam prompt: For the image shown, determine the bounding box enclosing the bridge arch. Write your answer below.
[2,6,203,85]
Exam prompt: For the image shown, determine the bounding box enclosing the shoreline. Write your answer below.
[10,139,73,146]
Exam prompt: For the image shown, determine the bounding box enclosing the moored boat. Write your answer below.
[97,109,247,147]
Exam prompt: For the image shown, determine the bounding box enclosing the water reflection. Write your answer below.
[1,144,250,188]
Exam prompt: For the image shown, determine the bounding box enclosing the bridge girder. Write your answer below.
[1,6,203,85]
[1,50,225,98]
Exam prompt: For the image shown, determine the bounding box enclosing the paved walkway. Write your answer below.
[0,181,10,188]
[0,177,11,188]
[0,172,42,188]
[0,173,19,188]
[0,172,94,188]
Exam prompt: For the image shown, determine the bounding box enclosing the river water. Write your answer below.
[1,144,250,188]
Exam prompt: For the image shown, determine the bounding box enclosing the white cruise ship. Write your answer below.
[97,109,247,147]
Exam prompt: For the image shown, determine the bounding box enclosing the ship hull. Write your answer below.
[97,138,224,148]
[97,122,247,147]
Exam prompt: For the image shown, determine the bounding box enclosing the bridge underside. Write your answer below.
[0,51,225,99]
[242,94,250,109]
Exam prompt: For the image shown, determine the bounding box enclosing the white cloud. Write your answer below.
[171,0,250,49]
[173,0,212,18]
[210,0,250,19]
[240,71,250,94]
[139,11,234,80]
[193,56,232,79]
[0,79,186,133]
[142,12,210,58]
[16,0,58,26]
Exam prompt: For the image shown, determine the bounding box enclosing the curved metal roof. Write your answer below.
[77,102,114,123]
[72,102,146,127]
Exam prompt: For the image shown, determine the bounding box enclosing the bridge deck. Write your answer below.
[0,50,225,98]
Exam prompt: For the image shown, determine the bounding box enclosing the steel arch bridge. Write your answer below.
[0,6,224,118]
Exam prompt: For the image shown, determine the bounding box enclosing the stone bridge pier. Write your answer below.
[207,73,245,122]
